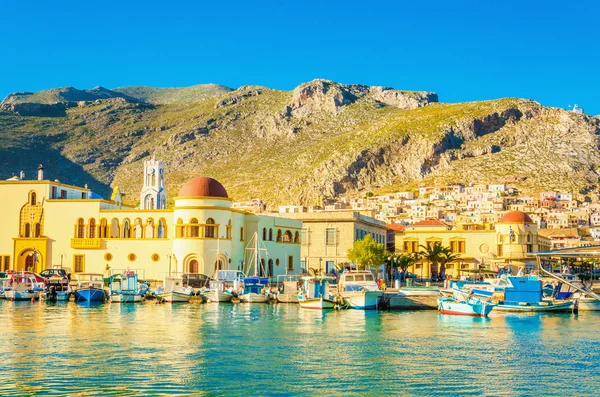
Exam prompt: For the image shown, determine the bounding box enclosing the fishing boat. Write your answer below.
[385,286,440,310]
[39,269,71,302]
[154,275,194,303]
[297,276,336,309]
[206,280,233,303]
[109,270,145,303]
[239,276,270,303]
[4,273,42,301]
[0,272,10,299]
[73,273,106,302]
[492,276,573,312]
[276,275,300,303]
[337,270,383,309]
[437,289,495,317]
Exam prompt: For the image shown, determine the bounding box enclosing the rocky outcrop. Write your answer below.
[369,87,438,109]
[289,79,370,117]
[215,86,268,108]
[0,102,73,117]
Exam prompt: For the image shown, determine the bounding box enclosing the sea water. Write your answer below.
[0,301,598,396]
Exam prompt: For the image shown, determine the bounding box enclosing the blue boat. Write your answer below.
[493,276,573,312]
[239,276,270,303]
[74,273,106,303]
[109,270,145,303]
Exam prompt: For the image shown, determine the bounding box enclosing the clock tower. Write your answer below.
[140,156,166,209]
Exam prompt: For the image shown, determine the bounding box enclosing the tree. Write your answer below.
[438,247,460,278]
[347,234,386,270]
[395,252,421,281]
[419,242,446,278]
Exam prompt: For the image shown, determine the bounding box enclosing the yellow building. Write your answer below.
[392,211,551,279]
[0,166,301,280]
[277,210,387,273]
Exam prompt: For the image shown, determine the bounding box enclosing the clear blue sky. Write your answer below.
[1,0,598,114]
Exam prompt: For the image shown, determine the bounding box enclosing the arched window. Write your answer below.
[176,218,184,238]
[150,197,155,209]
[158,218,166,238]
[268,259,273,277]
[262,227,267,241]
[269,228,273,241]
[30,192,37,205]
[190,218,199,238]
[110,218,120,238]
[283,230,292,243]
[205,218,215,238]
[77,218,85,238]
[99,218,108,238]
[146,219,154,238]
[123,219,131,238]
[133,218,143,238]
[189,259,199,273]
[294,231,300,244]
[226,220,232,239]
[89,219,96,238]
[259,258,266,277]
[35,223,41,237]
[276,230,282,242]
[216,259,224,271]
[25,223,31,238]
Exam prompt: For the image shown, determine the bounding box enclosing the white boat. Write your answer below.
[206,280,233,303]
[239,276,270,303]
[337,270,383,310]
[4,273,41,301]
[298,276,336,310]
[154,276,194,303]
[385,286,440,310]
[438,295,495,317]
[276,275,300,303]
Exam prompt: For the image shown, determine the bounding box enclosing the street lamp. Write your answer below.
[319,258,322,274]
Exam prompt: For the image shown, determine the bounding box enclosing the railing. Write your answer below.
[71,238,102,249]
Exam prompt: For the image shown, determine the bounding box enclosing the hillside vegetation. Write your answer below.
[0,79,598,208]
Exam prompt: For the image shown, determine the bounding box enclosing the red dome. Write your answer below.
[178,176,228,198]
[498,211,533,223]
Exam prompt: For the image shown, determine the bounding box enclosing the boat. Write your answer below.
[491,276,573,312]
[109,270,145,303]
[0,272,10,299]
[4,273,43,301]
[154,276,194,303]
[276,275,300,303]
[206,280,233,303]
[337,270,383,309]
[39,269,71,302]
[384,286,440,310]
[297,276,336,309]
[239,276,270,303]
[541,273,600,311]
[74,273,106,302]
[437,289,495,317]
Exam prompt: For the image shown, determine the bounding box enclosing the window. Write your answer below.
[30,192,36,205]
[283,230,293,243]
[276,230,282,242]
[189,259,199,273]
[122,220,131,238]
[158,219,166,238]
[152,253,160,262]
[326,228,336,245]
[403,240,419,253]
[35,223,41,238]
[226,220,232,239]
[176,218,184,238]
[3,256,10,271]
[51,186,57,199]
[110,219,120,238]
[269,229,273,241]
[263,227,267,241]
[498,245,503,257]
[205,218,215,238]
[100,219,108,238]
[301,228,308,245]
[60,190,67,199]
[73,255,85,273]
[294,231,300,244]
[81,192,87,199]
[89,219,96,238]
[240,226,244,241]
[77,219,85,238]
[104,253,113,262]
[527,244,533,253]
[128,253,137,262]
[268,259,274,277]
[24,223,31,238]
[287,256,294,272]
[450,239,466,254]
[190,218,199,237]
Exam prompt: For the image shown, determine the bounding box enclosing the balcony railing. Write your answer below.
[71,238,102,249]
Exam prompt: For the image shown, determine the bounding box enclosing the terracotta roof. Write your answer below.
[412,219,447,227]
[538,228,580,239]
[498,211,533,224]
[387,224,405,231]
[178,176,228,198]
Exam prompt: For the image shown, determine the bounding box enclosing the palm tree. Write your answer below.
[397,252,421,281]
[419,242,446,279]
[438,247,460,279]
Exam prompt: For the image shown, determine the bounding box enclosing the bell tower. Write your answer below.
[140,156,166,209]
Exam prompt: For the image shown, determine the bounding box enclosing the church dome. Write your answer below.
[498,211,533,224]
[178,176,228,198]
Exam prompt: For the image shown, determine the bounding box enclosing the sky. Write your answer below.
[1,0,598,114]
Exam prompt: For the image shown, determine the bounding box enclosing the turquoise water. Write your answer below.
[0,301,599,396]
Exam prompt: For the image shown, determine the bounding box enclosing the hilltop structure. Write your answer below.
[0,163,301,280]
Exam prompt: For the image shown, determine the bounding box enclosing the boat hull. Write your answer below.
[277,293,299,303]
[111,294,142,303]
[157,291,192,303]
[438,297,494,317]
[5,290,39,301]
[239,293,268,303]
[341,291,383,310]
[207,291,233,303]
[298,297,335,310]
[576,298,600,311]
[43,291,71,302]
[494,300,573,312]
[386,290,439,310]
[74,288,105,302]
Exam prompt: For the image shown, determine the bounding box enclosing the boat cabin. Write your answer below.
[301,276,333,299]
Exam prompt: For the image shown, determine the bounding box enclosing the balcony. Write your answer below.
[71,238,102,249]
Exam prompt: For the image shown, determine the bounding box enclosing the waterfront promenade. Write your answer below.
[1,301,598,396]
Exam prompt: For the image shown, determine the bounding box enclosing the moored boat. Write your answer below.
[337,270,383,310]
[491,276,574,312]
[74,273,106,302]
[239,276,270,303]
[298,276,336,310]
[4,273,42,301]
[385,286,440,310]
[109,270,145,303]
[276,275,300,303]
[437,295,495,317]
[154,276,194,303]
[206,280,233,303]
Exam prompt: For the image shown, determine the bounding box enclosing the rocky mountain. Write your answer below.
[0,79,598,208]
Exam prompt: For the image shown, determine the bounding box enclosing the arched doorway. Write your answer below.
[189,259,199,273]
[17,249,42,273]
